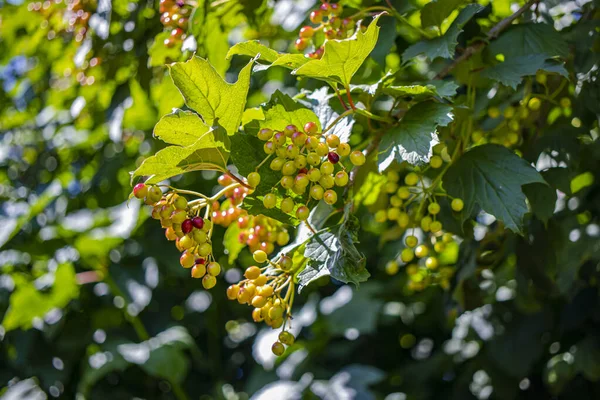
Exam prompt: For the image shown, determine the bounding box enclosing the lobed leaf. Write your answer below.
[153,109,211,147]
[481,54,568,89]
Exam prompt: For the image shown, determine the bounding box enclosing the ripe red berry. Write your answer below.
[299,26,314,38]
[304,121,318,135]
[133,183,148,199]
[298,167,308,175]
[195,258,205,265]
[191,216,204,229]
[182,219,193,234]
[328,152,340,164]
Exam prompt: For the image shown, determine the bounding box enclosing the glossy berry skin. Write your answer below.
[451,198,464,212]
[147,186,163,203]
[133,183,148,198]
[295,38,308,51]
[272,341,285,356]
[415,245,429,258]
[327,152,340,164]
[263,193,277,209]
[279,331,295,345]
[304,121,318,135]
[191,216,204,229]
[191,263,206,278]
[405,235,418,248]
[299,26,314,38]
[334,171,348,186]
[248,172,261,187]
[296,206,310,221]
[350,151,366,166]
[309,10,322,23]
[323,190,337,205]
[428,202,441,215]
[181,219,193,234]
[202,274,217,289]
[281,197,295,213]
[253,250,268,263]
[326,134,340,148]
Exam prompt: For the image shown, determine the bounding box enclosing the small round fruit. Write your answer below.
[326,134,340,148]
[397,187,411,199]
[181,219,193,234]
[334,171,349,186]
[308,168,321,182]
[296,205,310,221]
[202,274,217,289]
[328,152,340,164]
[245,266,261,280]
[323,190,337,205]
[258,128,273,141]
[349,151,366,166]
[442,233,454,244]
[319,174,334,189]
[430,156,443,169]
[227,284,240,300]
[191,263,206,278]
[207,262,221,276]
[337,143,351,157]
[248,172,261,187]
[258,285,274,297]
[309,10,322,23]
[299,25,314,38]
[253,250,268,263]
[487,107,501,119]
[430,221,443,233]
[281,197,295,213]
[272,341,285,356]
[147,186,163,203]
[405,235,418,248]
[425,257,439,270]
[310,185,324,200]
[386,260,399,275]
[295,38,308,51]
[173,195,188,210]
[198,243,212,257]
[404,172,419,186]
[279,331,295,345]
[251,295,268,308]
[180,251,195,268]
[284,124,297,136]
[304,121,319,135]
[316,142,329,157]
[133,183,148,199]
[280,255,293,271]
[401,248,415,263]
[374,210,387,223]
[263,193,277,209]
[528,97,541,111]
[451,198,464,212]
[415,245,429,258]
[320,161,334,175]
[428,202,441,215]
[191,216,204,229]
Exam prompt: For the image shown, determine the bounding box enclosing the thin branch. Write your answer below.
[434,0,538,80]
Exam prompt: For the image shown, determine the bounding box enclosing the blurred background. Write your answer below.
[1,0,600,399]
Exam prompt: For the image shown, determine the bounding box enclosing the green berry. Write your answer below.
[281,197,295,213]
[258,128,273,141]
[310,185,324,200]
[272,341,285,356]
[451,198,464,212]
[349,151,365,166]
[401,248,414,263]
[428,202,440,215]
[405,235,418,248]
[263,193,277,209]
[430,155,443,169]
[415,245,428,258]
[279,331,295,345]
[248,172,261,187]
[296,205,310,221]
[323,190,337,205]
[334,171,349,186]
[404,172,419,186]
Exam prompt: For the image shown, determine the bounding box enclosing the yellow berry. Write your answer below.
[451,198,464,212]
[253,250,268,263]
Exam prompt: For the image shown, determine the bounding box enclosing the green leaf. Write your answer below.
[169,56,255,135]
[382,84,439,99]
[226,40,309,70]
[487,23,569,59]
[293,13,385,86]
[301,211,369,290]
[132,125,230,184]
[2,263,79,331]
[421,0,467,29]
[570,171,594,194]
[481,55,568,89]
[427,79,460,98]
[403,4,483,61]
[378,101,453,170]
[148,32,183,67]
[153,109,211,146]
[223,222,245,264]
[443,144,547,234]
[249,90,322,135]
[523,182,557,224]
[371,15,396,67]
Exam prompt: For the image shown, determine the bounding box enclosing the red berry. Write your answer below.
[320,3,331,13]
[299,167,308,175]
[295,38,308,51]
[304,122,318,135]
[309,10,323,24]
[133,183,148,199]
[171,28,184,37]
[182,219,193,234]
[191,217,204,229]
[328,152,340,164]
[299,26,314,38]
[195,258,205,265]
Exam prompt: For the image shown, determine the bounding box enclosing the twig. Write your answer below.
[434,0,538,79]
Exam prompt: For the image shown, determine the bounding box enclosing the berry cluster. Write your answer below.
[254,122,365,220]
[210,174,290,255]
[29,0,91,42]
[132,183,220,289]
[159,0,191,48]
[374,149,464,291]
[226,250,297,356]
[295,2,356,58]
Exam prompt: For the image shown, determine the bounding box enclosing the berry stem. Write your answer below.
[345,85,356,110]
[167,187,209,200]
[226,171,253,190]
[333,85,350,110]
[210,183,240,202]
[255,153,273,171]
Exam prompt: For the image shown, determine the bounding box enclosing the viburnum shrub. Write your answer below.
[131,1,579,357]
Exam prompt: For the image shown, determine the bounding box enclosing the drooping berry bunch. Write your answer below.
[254,121,366,221]
[374,147,465,291]
[29,0,92,42]
[226,250,297,356]
[132,183,220,289]
[159,0,191,48]
[210,174,290,255]
[295,1,357,59]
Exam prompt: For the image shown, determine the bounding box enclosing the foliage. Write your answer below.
[1,0,600,399]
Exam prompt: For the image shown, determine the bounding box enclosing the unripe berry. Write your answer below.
[387,208,400,220]
[133,183,148,199]
[415,245,429,258]
[425,257,439,270]
[207,262,221,276]
[277,230,290,246]
[334,171,349,186]
[171,209,187,224]
[284,125,297,136]
[319,174,335,189]
[282,161,296,176]
[258,285,274,297]
[245,266,261,280]
[306,136,320,150]
[263,193,277,209]
[405,235,418,248]
[295,38,309,51]
[324,190,337,205]
[326,134,340,148]
[434,242,445,253]
[299,26,314,38]
[404,172,419,186]
[193,229,207,244]
[307,168,321,182]
[180,235,195,250]
[304,121,319,135]
[296,205,310,221]
[430,155,443,169]
[385,181,398,194]
[307,152,321,166]
[390,195,403,207]
[269,305,284,320]
[227,284,240,300]
[180,251,195,268]
[258,128,273,141]
[374,210,387,223]
[309,10,322,23]
[280,197,295,213]
[181,219,193,234]
[421,216,432,232]
[337,143,351,157]
[401,248,415,263]
[451,198,464,212]
[320,161,334,175]
[430,221,443,233]
[272,341,285,356]
[397,187,411,199]
[295,173,310,187]
[324,29,336,40]
[279,331,295,345]
[248,172,261,187]
[273,132,286,147]
[191,263,206,278]
[198,242,212,257]
[442,233,454,244]
[428,202,441,215]
[330,2,342,14]
[252,308,264,322]
[310,185,324,200]
[280,255,293,271]
[253,250,268,263]
[316,142,329,157]
[254,274,268,286]
[386,260,399,275]
[264,141,275,154]
[281,175,294,189]
[165,227,178,241]
[252,295,268,308]
[147,186,163,203]
[348,151,365,166]
[488,107,501,119]
[292,131,307,147]
[327,152,340,164]
[397,212,410,228]
[202,274,217,289]
[294,155,307,169]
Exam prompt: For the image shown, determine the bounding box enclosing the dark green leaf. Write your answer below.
[481,55,568,89]
[487,23,569,59]
[421,0,468,29]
